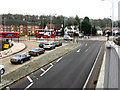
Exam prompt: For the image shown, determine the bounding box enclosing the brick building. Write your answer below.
[0,24,39,35]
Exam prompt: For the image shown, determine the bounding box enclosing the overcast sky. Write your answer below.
[0,0,119,20]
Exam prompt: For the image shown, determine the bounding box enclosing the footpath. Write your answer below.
[0,42,26,59]
[96,40,120,89]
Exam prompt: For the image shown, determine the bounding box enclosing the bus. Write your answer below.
[35,29,55,38]
[0,32,20,38]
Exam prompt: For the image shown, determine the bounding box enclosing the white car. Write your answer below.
[64,35,73,41]
[0,65,5,75]
[44,42,55,49]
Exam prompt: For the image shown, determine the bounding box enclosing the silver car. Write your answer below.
[0,65,5,75]
[44,42,55,50]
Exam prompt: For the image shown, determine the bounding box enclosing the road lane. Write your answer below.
[8,41,104,89]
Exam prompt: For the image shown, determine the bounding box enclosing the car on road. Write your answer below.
[44,42,55,49]
[54,41,62,46]
[64,35,73,41]
[0,65,5,75]
[10,54,31,64]
[29,48,45,56]
[39,42,46,48]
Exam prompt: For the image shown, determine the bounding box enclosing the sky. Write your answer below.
[0,0,120,20]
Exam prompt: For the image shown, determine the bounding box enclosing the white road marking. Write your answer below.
[77,49,81,52]
[27,76,33,83]
[56,57,63,62]
[41,68,45,72]
[24,82,33,90]
[85,49,88,52]
[6,87,10,90]
[83,46,102,89]
[40,63,54,76]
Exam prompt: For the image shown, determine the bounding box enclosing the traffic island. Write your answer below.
[0,43,81,89]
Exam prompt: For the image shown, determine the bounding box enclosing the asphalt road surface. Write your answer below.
[6,40,105,89]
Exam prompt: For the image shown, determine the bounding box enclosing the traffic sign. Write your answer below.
[4,44,9,49]
[0,52,2,57]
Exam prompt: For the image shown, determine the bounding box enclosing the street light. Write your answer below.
[101,0,114,41]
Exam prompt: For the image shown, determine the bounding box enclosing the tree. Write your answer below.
[92,26,97,35]
[81,17,91,35]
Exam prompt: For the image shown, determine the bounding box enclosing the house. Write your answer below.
[113,27,120,35]
[95,26,103,35]
[64,26,79,36]
[45,24,55,29]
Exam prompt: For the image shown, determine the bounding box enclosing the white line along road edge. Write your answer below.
[82,45,103,89]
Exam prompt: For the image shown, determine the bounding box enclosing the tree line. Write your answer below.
[1,13,119,35]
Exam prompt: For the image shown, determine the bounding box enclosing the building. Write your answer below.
[0,24,39,35]
[95,26,103,35]
[64,26,79,36]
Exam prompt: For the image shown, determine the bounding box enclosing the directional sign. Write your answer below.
[4,44,9,49]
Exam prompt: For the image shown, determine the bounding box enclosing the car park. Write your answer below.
[10,54,31,64]
[44,42,55,49]
[54,41,62,46]
[0,65,5,75]
[29,48,45,56]
[39,42,46,48]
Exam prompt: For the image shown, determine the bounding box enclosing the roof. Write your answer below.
[46,24,55,29]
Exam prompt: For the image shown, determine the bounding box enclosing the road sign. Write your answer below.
[4,44,9,49]
[25,35,28,37]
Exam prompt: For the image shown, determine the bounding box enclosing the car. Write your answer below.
[54,41,62,46]
[44,42,55,50]
[29,48,45,56]
[0,65,5,75]
[64,35,73,41]
[10,54,31,64]
[39,42,46,48]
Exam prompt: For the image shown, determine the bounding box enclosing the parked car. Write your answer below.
[0,65,5,75]
[54,41,62,46]
[39,42,46,48]
[64,35,73,41]
[29,48,45,56]
[44,42,55,49]
[10,54,31,64]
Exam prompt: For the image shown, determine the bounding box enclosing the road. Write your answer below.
[5,40,105,89]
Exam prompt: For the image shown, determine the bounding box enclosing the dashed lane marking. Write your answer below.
[24,82,33,90]
[27,76,33,83]
[40,63,54,76]
[85,49,88,52]
[77,49,81,53]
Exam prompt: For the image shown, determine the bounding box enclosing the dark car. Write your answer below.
[39,42,46,48]
[29,48,45,56]
[54,41,62,46]
[10,54,31,64]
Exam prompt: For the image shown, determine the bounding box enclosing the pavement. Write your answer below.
[0,41,26,59]
[96,40,120,89]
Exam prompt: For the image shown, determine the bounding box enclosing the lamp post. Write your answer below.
[101,0,114,41]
